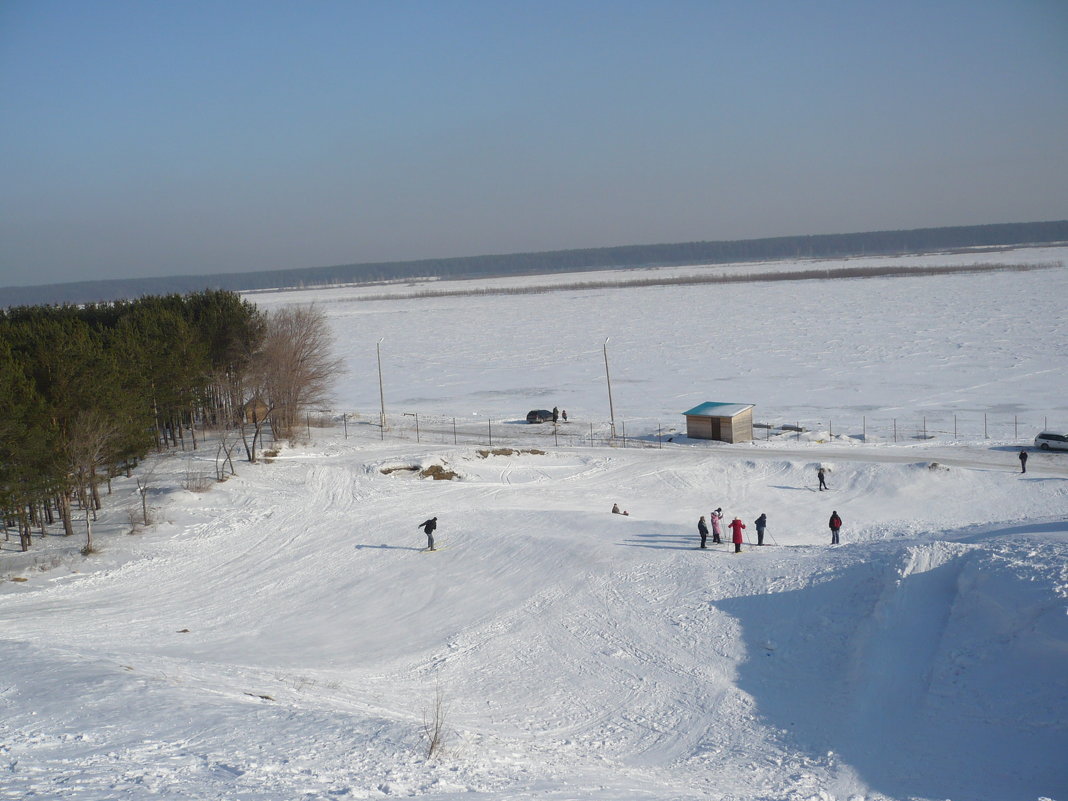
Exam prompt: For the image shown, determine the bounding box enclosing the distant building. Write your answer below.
[682,402,754,443]
[242,398,271,422]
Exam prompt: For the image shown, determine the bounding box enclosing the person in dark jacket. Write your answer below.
[817,467,828,491]
[828,511,842,545]
[1019,450,1028,474]
[729,517,746,553]
[698,515,709,549]
[552,406,559,423]
[419,517,438,550]
[755,513,767,545]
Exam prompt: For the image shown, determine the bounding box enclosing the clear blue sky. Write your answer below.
[2,0,1066,287]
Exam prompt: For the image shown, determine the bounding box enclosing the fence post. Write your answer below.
[954,414,957,440]
[893,418,897,443]
[488,419,492,446]
[658,424,662,448]
[923,416,926,440]
[984,413,988,438]
[554,424,559,446]
[797,422,800,441]
[453,418,457,445]
[863,416,866,442]
[622,420,627,448]
[1014,416,1018,439]
[343,413,348,439]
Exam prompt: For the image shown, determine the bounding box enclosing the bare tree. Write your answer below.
[214,427,239,481]
[236,375,275,464]
[260,305,343,441]
[134,457,163,526]
[422,685,449,760]
[65,410,117,553]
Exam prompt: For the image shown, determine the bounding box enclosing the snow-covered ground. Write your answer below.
[3,248,1067,801]
[253,246,1068,441]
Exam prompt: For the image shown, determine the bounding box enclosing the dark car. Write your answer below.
[526,409,554,423]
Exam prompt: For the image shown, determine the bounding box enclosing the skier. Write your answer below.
[828,511,842,545]
[1019,450,1028,474]
[817,467,828,491]
[552,406,559,423]
[562,409,568,422]
[710,508,724,544]
[418,516,438,551]
[755,513,767,545]
[698,515,709,549]
[729,517,746,553]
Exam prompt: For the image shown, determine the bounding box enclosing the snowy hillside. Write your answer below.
[3,249,1067,800]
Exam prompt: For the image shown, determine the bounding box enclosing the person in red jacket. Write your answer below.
[729,517,746,553]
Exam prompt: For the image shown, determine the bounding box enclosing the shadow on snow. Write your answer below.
[711,544,1068,800]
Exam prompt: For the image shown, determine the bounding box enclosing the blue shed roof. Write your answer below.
[683,402,754,418]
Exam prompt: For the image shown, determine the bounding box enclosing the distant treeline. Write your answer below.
[348,261,1057,303]
[4,220,1067,307]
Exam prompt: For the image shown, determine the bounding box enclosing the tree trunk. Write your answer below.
[58,492,75,537]
[18,507,31,552]
[152,392,164,451]
[91,474,102,512]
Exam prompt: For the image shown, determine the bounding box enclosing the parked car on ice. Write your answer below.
[1034,431,1068,451]
[526,409,554,423]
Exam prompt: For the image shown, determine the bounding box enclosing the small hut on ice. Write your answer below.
[682,402,754,443]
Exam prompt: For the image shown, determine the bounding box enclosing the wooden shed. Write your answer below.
[682,402,754,443]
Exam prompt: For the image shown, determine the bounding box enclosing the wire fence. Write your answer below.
[752,412,1060,445]
[323,410,1062,450]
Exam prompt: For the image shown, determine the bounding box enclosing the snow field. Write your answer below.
[3,430,1066,800]
[249,247,1068,434]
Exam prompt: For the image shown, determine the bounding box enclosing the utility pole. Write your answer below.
[604,337,616,440]
[377,338,386,440]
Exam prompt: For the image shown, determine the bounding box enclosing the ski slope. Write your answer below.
[3,435,1066,800]
[3,250,1068,800]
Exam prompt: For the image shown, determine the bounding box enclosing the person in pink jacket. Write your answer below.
[710,508,724,544]
[729,517,746,553]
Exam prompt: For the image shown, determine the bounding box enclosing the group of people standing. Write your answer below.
[698,508,843,550]
[419,507,842,553]
[697,508,768,552]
